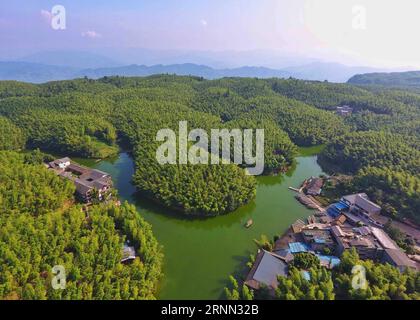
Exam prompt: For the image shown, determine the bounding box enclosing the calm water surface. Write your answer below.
[84,150,324,299]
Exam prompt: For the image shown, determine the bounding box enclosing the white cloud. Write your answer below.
[200,19,208,27]
[81,30,102,39]
[40,9,53,23]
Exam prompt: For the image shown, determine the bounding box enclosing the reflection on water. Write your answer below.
[89,150,324,299]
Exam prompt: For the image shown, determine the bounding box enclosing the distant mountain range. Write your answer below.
[348,71,420,87]
[78,63,291,80]
[0,60,406,84]
[17,50,122,69]
[0,62,78,83]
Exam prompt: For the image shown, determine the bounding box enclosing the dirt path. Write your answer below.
[306,195,326,212]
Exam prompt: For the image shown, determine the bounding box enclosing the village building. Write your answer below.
[307,215,316,225]
[49,157,71,169]
[245,185,417,294]
[331,225,384,260]
[317,213,334,225]
[383,248,417,272]
[327,200,350,218]
[330,224,416,270]
[121,244,136,263]
[316,254,341,269]
[288,242,310,254]
[305,177,323,196]
[342,193,381,218]
[245,249,288,292]
[48,157,113,203]
[291,219,306,233]
[342,211,364,226]
[272,248,294,264]
[301,228,336,252]
[333,214,347,226]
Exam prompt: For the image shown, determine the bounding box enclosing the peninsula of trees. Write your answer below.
[0,151,163,299]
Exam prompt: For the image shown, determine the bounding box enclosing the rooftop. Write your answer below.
[121,245,136,263]
[384,249,416,269]
[289,242,310,253]
[354,194,381,214]
[48,157,113,200]
[272,249,294,263]
[316,254,341,268]
[331,225,383,250]
[342,193,368,205]
[56,157,71,164]
[370,227,398,250]
[306,177,323,195]
[302,228,334,244]
[245,250,288,290]
[291,219,306,233]
[331,225,345,238]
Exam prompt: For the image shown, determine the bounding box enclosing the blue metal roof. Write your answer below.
[339,200,350,207]
[289,242,309,253]
[334,202,348,210]
[314,237,326,244]
[316,254,341,268]
[327,207,340,218]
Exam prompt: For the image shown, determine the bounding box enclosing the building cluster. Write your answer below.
[47,157,113,204]
[47,157,135,264]
[328,193,381,221]
[245,192,418,293]
[331,224,416,272]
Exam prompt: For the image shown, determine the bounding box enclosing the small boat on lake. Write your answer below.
[245,219,253,228]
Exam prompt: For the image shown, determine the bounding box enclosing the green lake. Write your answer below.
[84,150,324,299]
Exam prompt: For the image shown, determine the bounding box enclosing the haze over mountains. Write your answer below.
[348,71,420,87]
[0,50,412,84]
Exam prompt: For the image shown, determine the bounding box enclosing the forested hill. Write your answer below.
[348,70,420,88]
[0,61,388,83]
[0,75,419,298]
[0,151,163,299]
[0,75,419,221]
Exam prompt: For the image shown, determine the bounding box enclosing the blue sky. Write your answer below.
[1,1,420,68]
[0,0,267,51]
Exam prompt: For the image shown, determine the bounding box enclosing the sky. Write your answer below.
[1,0,419,68]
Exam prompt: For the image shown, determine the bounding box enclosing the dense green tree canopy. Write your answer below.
[0,116,25,151]
[0,75,418,217]
[276,266,335,300]
[334,249,420,300]
[321,131,420,175]
[320,130,419,221]
[0,152,75,215]
[291,252,321,270]
[0,74,419,299]
[0,151,163,300]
